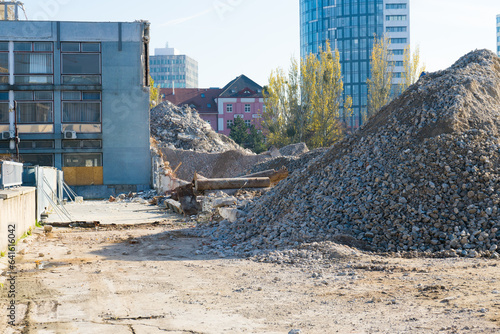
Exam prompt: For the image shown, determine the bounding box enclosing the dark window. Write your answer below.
[62,140,102,149]
[20,154,54,167]
[0,102,8,123]
[62,54,100,74]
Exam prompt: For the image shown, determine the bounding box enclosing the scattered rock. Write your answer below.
[43,225,53,233]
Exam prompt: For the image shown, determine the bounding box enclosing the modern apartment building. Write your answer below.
[497,15,500,56]
[0,2,152,198]
[150,43,198,89]
[300,0,410,128]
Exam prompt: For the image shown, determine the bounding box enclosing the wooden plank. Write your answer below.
[195,177,271,191]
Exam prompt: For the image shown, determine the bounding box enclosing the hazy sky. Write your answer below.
[18,0,500,88]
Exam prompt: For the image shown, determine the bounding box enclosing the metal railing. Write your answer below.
[0,161,23,189]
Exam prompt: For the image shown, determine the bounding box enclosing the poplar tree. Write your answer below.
[400,45,426,93]
[366,35,393,118]
[308,42,344,148]
[263,41,348,149]
[262,68,290,147]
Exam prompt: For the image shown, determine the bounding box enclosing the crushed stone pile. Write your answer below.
[199,49,500,259]
[246,148,328,175]
[151,102,247,153]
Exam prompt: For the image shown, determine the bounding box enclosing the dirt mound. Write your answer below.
[151,102,247,153]
[201,49,500,258]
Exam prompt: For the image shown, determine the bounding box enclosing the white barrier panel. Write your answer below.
[1,161,23,189]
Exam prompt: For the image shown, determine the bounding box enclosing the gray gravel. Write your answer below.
[197,49,500,259]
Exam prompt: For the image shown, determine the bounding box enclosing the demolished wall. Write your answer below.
[200,49,500,258]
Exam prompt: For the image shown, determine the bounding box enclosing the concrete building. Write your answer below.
[497,15,500,56]
[150,43,198,89]
[300,0,410,128]
[161,75,264,136]
[0,3,152,198]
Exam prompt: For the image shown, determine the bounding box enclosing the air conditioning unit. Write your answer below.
[2,131,14,140]
[64,130,77,139]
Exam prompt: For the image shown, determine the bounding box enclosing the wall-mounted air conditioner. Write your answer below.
[2,131,14,140]
[64,130,77,139]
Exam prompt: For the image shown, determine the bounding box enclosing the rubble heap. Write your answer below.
[201,50,500,258]
[151,102,246,153]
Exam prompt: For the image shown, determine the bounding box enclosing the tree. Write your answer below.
[400,45,426,93]
[229,117,248,145]
[229,117,267,154]
[149,75,160,109]
[366,35,393,119]
[262,41,349,149]
[261,68,291,147]
[308,41,344,148]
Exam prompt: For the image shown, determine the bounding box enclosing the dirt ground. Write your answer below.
[1,204,499,334]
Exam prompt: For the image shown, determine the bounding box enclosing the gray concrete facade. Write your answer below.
[0,21,152,197]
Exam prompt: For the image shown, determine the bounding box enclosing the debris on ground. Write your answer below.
[197,49,500,259]
[151,101,247,153]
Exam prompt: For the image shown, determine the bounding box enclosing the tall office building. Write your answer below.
[300,0,410,128]
[150,43,198,89]
[497,15,500,56]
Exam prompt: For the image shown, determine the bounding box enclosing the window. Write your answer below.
[18,102,53,123]
[14,91,54,124]
[244,104,251,113]
[63,153,102,167]
[393,72,402,78]
[207,103,211,108]
[226,104,233,113]
[61,42,101,85]
[201,93,205,98]
[226,119,233,128]
[386,26,407,33]
[62,140,102,149]
[244,120,251,127]
[390,38,407,44]
[19,140,54,149]
[390,61,404,67]
[386,3,406,10]
[20,154,54,167]
[0,91,8,123]
[386,15,407,21]
[392,49,405,55]
[14,42,54,84]
[62,91,101,123]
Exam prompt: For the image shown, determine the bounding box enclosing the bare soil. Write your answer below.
[1,218,499,334]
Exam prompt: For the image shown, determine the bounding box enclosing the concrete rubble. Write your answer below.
[151,101,246,153]
[196,49,500,260]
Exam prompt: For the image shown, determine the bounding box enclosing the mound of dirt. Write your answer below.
[151,102,247,153]
[200,49,500,258]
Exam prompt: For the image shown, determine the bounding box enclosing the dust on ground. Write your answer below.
[1,203,499,334]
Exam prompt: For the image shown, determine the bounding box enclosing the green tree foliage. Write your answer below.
[366,35,393,119]
[262,41,349,149]
[400,45,426,93]
[229,117,267,154]
[149,75,160,109]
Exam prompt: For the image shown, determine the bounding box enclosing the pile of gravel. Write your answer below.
[246,148,328,175]
[151,102,247,153]
[199,49,500,258]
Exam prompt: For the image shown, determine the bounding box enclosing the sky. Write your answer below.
[17,0,500,88]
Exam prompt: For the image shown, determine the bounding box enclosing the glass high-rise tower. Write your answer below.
[300,0,410,128]
[497,15,500,56]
